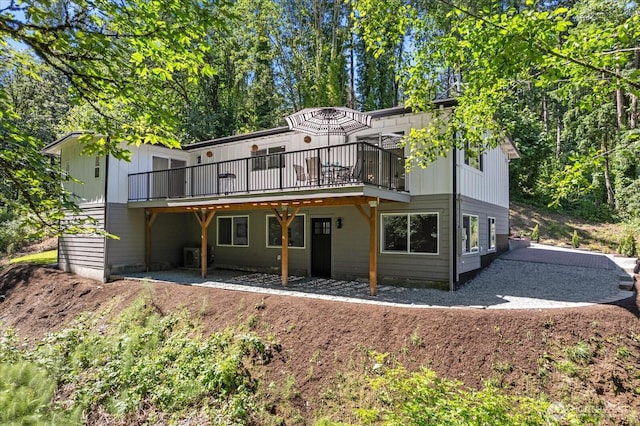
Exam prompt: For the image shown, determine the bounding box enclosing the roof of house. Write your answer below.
[42,131,89,154]
[183,100,458,150]
[41,99,520,159]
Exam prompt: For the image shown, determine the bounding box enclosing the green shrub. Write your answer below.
[0,362,81,425]
[531,224,540,243]
[0,295,274,424]
[363,365,569,425]
[571,230,580,248]
[618,231,637,257]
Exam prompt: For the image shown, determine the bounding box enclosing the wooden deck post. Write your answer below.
[194,210,216,278]
[368,200,378,296]
[355,201,378,296]
[272,205,300,287]
[145,210,158,272]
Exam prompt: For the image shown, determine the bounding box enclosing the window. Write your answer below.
[488,217,496,251]
[463,141,483,171]
[217,216,249,246]
[463,214,479,254]
[252,146,285,171]
[94,157,100,178]
[266,214,305,248]
[381,213,438,254]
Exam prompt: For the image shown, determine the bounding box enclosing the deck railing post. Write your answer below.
[246,158,250,193]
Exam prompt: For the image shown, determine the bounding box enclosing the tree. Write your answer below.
[353,0,640,162]
[0,0,226,236]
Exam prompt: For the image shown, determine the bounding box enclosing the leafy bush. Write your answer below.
[618,231,637,257]
[0,219,22,254]
[359,365,572,426]
[0,295,274,424]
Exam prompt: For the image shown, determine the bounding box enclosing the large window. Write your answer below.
[488,217,496,251]
[381,213,438,254]
[463,214,479,254]
[217,216,249,246]
[463,141,483,171]
[266,214,305,248]
[252,146,285,171]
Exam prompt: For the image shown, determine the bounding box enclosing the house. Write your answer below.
[44,101,520,295]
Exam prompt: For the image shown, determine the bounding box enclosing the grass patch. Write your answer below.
[9,250,57,265]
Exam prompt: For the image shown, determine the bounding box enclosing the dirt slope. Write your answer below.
[1,264,639,423]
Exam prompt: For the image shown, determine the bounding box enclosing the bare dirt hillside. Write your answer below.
[1,264,639,423]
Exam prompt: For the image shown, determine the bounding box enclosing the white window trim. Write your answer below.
[252,146,286,171]
[265,214,306,249]
[216,215,249,247]
[488,216,496,252]
[380,212,439,256]
[462,214,479,255]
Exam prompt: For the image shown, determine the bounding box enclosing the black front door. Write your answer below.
[311,218,332,278]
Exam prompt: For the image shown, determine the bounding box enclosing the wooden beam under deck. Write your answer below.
[141,195,377,215]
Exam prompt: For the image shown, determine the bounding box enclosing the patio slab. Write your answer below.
[122,244,635,309]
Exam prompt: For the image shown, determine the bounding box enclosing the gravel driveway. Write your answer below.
[124,244,635,310]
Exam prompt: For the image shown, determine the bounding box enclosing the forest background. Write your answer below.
[0,0,639,252]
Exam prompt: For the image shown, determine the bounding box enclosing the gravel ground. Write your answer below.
[125,245,635,310]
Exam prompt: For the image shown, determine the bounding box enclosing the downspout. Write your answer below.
[102,152,110,283]
[449,147,458,291]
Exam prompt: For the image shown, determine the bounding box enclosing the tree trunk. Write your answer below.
[616,85,625,129]
[630,51,639,129]
[348,29,355,108]
[602,139,616,211]
[394,38,404,107]
[542,94,549,133]
[556,102,562,158]
[631,94,638,129]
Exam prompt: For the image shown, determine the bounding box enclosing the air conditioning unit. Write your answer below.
[183,247,201,268]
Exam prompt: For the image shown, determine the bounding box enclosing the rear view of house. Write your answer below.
[44,102,519,294]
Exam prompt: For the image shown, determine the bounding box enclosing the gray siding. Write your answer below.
[376,195,451,285]
[143,197,455,285]
[104,203,145,273]
[331,206,370,280]
[458,196,509,275]
[59,204,106,279]
[149,213,196,267]
[199,210,309,275]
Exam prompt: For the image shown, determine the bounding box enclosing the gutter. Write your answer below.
[102,150,110,282]
[449,147,458,291]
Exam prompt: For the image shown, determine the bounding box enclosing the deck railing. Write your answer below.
[128,142,406,201]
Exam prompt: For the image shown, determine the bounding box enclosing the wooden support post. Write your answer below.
[193,210,215,278]
[355,202,378,296]
[145,210,158,272]
[369,201,378,296]
[272,206,300,287]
